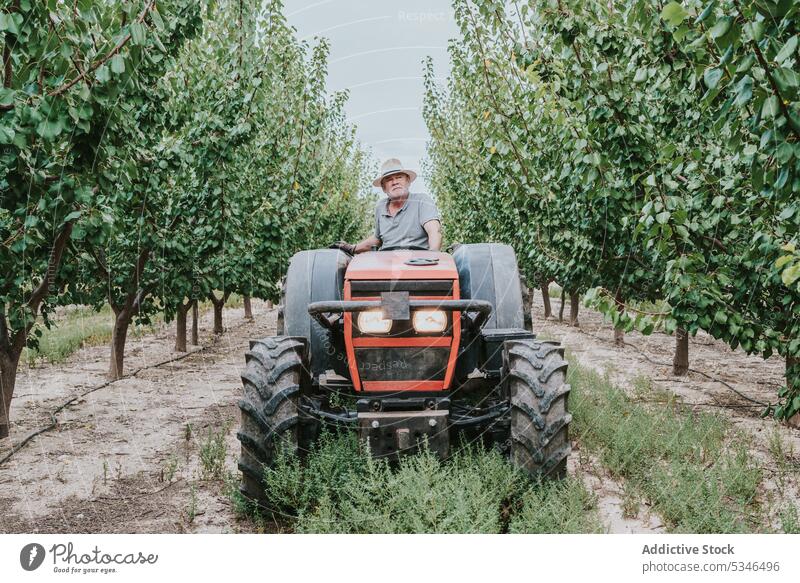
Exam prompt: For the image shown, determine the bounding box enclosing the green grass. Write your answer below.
[22,295,252,366]
[231,431,602,534]
[568,359,769,533]
[24,304,166,365]
[23,291,252,365]
[24,305,114,365]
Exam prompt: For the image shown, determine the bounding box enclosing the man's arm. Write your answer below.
[423,220,442,252]
[353,234,381,254]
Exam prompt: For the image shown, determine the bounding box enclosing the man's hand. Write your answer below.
[329,241,356,255]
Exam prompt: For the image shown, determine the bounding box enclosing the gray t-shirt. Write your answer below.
[374,192,440,250]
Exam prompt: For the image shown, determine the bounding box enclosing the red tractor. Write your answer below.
[237,244,571,503]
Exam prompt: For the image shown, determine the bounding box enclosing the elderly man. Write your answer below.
[332,159,441,254]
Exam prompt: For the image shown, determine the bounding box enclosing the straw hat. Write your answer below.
[373,158,418,188]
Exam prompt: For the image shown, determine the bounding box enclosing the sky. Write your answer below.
[282,0,460,194]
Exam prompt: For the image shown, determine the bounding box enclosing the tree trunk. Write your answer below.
[558,288,566,322]
[243,295,253,320]
[209,291,230,335]
[569,292,580,327]
[0,350,19,439]
[0,223,74,438]
[109,306,133,380]
[614,291,625,347]
[540,280,552,319]
[673,327,689,376]
[175,301,191,353]
[191,300,199,346]
[212,301,223,334]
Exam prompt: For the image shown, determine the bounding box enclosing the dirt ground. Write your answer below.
[0,294,797,533]
[0,302,274,534]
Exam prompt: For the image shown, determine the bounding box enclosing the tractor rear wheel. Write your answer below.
[504,338,571,480]
[237,335,317,504]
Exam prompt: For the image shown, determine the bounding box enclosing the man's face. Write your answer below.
[381,172,410,200]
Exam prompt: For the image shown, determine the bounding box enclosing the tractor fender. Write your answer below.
[452,243,526,382]
[283,249,351,378]
[452,243,525,329]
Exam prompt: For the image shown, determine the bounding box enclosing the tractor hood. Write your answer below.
[345,250,458,280]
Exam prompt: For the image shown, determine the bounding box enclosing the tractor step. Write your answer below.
[358,410,449,460]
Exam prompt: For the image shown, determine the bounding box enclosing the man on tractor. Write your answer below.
[332,158,442,254]
[235,158,570,505]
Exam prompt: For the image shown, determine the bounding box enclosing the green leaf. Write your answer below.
[0,124,14,144]
[776,142,794,164]
[703,67,723,89]
[772,68,799,94]
[656,211,670,224]
[661,2,689,27]
[63,210,82,223]
[110,54,125,74]
[761,95,779,118]
[782,263,800,286]
[695,1,715,24]
[736,54,755,73]
[633,68,648,83]
[95,64,110,82]
[709,16,733,39]
[774,35,798,64]
[130,22,146,45]
[150,8,165,30]
[748,21,765,42]
[733,75,752,107]
[0,13,20,35]
[36,119,62,139]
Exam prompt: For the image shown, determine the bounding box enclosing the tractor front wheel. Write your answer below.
[237,335,317,504]
[504,338,572,480]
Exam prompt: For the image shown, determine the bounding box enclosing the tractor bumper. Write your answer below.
[358,409,449,460]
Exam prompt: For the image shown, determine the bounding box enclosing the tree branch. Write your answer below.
[27,222,73,313]
[0,313,9,352]
[48,0,157,98]
[88,246,110,279]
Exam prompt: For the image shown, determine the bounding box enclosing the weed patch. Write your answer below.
[199,421,232,480]
[232,432,601,534]
[569,360,767,533]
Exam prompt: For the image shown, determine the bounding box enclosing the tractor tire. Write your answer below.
[237,335,316,504]
[504,337,571,480]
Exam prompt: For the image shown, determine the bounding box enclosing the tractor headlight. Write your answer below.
[357,310,392,334]
[412,310,447,333]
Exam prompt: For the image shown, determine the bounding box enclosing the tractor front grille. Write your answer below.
[356,347,449,382]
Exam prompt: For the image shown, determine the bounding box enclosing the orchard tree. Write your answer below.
[0,0,201,436]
